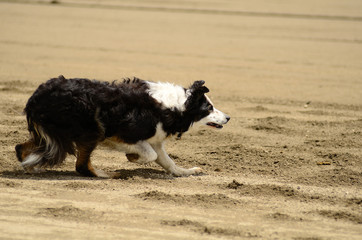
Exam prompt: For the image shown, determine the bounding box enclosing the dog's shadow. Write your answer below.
[0,168,174,181]
[114,168,174,180]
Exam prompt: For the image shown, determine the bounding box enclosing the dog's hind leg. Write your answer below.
[75,143,109,178]
[125,141,157,164]
[151,142,203,177]
[103,139,157,164]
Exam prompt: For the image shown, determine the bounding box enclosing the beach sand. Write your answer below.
[0,1,361,239]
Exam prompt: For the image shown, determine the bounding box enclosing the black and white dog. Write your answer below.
[15,75,230,178]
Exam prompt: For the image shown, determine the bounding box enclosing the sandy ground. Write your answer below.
[0,1,361,239]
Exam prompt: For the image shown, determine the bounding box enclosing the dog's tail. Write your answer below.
[19,117,74,169]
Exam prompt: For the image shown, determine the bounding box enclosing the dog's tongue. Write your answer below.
[207,122,223,129]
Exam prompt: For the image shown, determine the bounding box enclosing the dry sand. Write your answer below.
[0,1,361,239]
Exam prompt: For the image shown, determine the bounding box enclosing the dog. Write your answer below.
[15,75,230,178]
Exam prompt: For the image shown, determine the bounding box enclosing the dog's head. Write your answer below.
[185,80,230,129]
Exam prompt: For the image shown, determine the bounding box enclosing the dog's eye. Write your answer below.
[207,105,214,112]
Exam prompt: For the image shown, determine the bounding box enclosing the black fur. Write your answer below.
[22,75,212,167]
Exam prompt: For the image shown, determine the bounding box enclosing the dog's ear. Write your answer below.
[58,75,66,80]
[189,80,209,95]
[185,80,209,108]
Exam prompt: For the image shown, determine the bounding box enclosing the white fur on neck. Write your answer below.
[147,81,187,111]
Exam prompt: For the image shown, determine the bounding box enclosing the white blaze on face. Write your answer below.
[147,82,187,111]
[193,95,230,129]
[205,95,213,105]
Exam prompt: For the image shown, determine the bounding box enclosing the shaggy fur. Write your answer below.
[15,75,230,177]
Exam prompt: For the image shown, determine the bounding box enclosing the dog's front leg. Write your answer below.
[151,142,202,177]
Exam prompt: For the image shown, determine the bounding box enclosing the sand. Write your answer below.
[0,1,361,239]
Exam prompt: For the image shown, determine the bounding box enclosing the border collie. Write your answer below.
[15,75,230,178]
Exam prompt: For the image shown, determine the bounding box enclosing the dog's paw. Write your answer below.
[126,153,140,162]
[189,167,203,175]
[93,169,112,178]
[23,166,45,174]
[108,172,122,179]
[171,167,204,177]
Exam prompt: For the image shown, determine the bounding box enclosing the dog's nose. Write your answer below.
[225,115,231,123]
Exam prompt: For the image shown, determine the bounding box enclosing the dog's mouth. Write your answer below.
[206,122,223,129]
